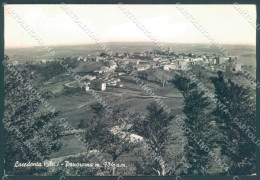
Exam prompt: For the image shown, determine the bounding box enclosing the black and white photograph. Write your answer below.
[1,1,258,178]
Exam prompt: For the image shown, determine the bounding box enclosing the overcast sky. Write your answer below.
[4,4,256,48]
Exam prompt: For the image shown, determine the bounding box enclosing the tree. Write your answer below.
[172,74,221,175]
[85,104,137,175]
[131,102,175,176]
[27,59,78,81]
[171,74,190,93]
[90,102,106,118]
[4,55,63,175]
[211,71,256,175]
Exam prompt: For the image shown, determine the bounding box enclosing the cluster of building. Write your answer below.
[33,46,243,92]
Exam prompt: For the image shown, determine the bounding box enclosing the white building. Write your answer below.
[125,59,140,65]
[85,86,90,91]
[83,75,96,81]
[163,64,179,71]
[77,56,84,61]
[108,60,117,70]
[153,57,161,61]
[100,66,110,73]
[91,80,106,91]
[137,64,150,71]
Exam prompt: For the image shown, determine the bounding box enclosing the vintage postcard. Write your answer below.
[1,1,258,179]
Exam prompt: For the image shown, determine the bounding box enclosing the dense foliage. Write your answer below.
[171,71,256,175]
[4,55,63,175]
[210,71,256,174]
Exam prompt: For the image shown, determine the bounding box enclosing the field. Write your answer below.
[27,62,185,160]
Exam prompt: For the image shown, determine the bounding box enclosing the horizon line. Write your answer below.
[5,41,256,49]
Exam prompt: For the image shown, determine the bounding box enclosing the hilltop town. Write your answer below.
[15,47,244,93]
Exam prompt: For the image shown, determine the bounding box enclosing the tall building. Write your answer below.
[216,57,220,65]
[91,80,106,91]
[166,46,173,55]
